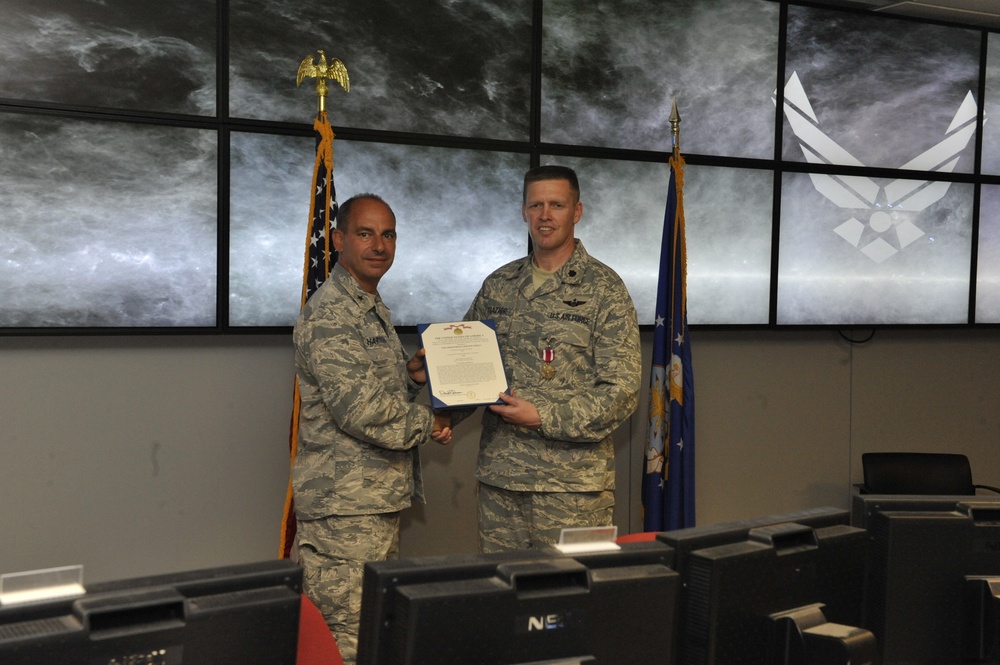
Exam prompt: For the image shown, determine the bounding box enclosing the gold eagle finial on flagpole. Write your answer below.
[296,50,350,114]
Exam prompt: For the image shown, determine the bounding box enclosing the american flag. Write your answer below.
[280,111,338,558]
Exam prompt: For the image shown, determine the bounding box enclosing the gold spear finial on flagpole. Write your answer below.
[669,96,681,160]
[296,50,350,114]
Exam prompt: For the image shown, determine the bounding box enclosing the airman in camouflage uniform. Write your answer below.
[462,165,641,552]
[292,194,451,664]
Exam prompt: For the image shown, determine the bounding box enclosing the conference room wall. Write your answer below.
[1,328,997,584]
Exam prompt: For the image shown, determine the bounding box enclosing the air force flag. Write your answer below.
[643,154,695,531]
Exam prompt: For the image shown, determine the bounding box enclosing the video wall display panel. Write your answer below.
[229,131,314,328]
[229,0,532,141]
[541,0,779,159]
[977,185,1000,323]
[0,0,216,116]
[230,133,529,327]
[552,156,773,326]
[0,113,218,328]
[2,0,999,332]
[684,165,774,325]
[983,34,1000,175]
[777,172,973,325]
[782,5,980,175]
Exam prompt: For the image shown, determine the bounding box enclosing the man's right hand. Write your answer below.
[431,412,453,445]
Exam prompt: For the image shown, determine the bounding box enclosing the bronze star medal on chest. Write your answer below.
[541,344,555,379]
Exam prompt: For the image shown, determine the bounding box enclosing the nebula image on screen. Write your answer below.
[541,0,779,159]
[982,35,1000,175]
[229,0,532,141]
[778,172,973,325]
[0,0,216,116]
[976,185,1000,323]
[0,114,217,327]
[783,5,979,172]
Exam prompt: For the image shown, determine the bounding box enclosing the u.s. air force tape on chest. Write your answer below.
[416,319,509,409]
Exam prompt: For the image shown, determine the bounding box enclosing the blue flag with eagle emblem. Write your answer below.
[642,154,695,531]
[280,111,339,558]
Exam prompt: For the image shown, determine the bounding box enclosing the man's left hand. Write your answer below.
[488,390,541,429]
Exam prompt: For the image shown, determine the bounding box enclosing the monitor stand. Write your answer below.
[768,603,878,665]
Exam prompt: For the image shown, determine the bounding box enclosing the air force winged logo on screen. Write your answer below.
[776,71,977,263]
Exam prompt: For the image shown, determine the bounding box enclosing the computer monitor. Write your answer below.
[658,506,849,579]
[849,492,1000,530]
[966,576,1000,663]
[961,499,1000,663]
[679,522,873,665]
[0,559,303,665]
[654,507,850,665]
[864,500,1000,664]
[355,540,678,665]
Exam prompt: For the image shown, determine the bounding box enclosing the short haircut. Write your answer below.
[522,165,580,203]
[335,193,395,230]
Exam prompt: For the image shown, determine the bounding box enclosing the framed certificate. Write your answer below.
[417,320,509,408]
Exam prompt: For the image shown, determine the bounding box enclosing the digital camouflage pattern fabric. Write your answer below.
[297,512,399,665]
[478,484,615,552]
[292,262,435,518]
[464,240,641,493]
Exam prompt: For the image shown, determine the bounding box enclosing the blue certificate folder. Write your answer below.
[417,319,509,409]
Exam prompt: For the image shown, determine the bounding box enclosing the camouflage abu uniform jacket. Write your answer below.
[292,263,433,519]
[463,240,641,493]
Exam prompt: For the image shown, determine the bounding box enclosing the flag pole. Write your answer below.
[664,97,695,529]
[670,96,681,161]
[642,96,696,532]
[279,51,350,559]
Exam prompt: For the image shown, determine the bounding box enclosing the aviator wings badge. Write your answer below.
[775,72,978,263]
